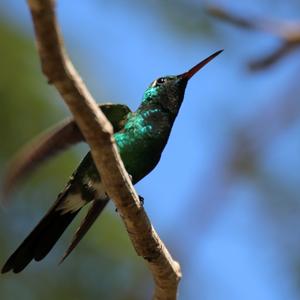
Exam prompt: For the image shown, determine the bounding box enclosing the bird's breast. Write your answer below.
[114,110,171,183]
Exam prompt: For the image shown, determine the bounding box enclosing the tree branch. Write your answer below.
[26,0,181,299]
[208,5,300,70]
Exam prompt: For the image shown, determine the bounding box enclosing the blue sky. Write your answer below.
[2,0,300,299]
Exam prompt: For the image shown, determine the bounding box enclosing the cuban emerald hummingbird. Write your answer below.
[2,50,222,273]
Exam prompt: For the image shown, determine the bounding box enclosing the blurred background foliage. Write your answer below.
[1,0,300,299]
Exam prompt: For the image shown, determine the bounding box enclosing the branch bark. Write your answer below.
[26,0,181,299]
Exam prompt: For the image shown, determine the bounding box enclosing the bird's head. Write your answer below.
[141,50,223,117]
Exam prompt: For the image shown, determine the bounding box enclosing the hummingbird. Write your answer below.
[2,50,222,273]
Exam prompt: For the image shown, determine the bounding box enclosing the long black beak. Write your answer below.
[179,49,223,80]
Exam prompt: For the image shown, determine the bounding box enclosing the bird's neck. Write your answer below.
[115,102,173,182]
[136,96,178,125]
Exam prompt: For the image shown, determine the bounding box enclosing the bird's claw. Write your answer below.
[139,195,144,206]
[114,195,144,213]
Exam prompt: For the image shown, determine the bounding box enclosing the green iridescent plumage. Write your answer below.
[2,50,222,273]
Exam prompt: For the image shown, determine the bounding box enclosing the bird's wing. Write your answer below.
[2,103,131,200]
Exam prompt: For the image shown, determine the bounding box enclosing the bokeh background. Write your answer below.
[1,0,300,299]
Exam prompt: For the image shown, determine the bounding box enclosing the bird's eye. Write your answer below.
[150,77,167,88]
[156,77,165,85]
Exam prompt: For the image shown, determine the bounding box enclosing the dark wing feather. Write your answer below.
[2,103,131,200]
[2,118,82,201]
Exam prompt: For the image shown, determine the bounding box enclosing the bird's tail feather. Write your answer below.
[59,198,109,264]
[1,189,81,274]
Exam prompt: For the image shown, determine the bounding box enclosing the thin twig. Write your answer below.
[208,5,300,70]
[26,0,181,299]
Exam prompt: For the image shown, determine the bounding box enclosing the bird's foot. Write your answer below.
[114,195,144,213]
[138,195,144,206]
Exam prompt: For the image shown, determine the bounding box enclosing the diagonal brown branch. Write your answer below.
[26,0,181,299]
